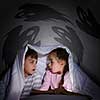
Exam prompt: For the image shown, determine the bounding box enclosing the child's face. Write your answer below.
[24,56,37,77]
[47,53,65,74]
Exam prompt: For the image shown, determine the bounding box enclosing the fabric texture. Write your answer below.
[26,44,100,100]
[20,71,42,99]
[0,44,42,100]
[40,70,72,92]
[0,44,100,100]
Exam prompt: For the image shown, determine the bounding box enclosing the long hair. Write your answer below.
[49,47,69,87]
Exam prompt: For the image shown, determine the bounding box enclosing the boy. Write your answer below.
[0,46,42,100]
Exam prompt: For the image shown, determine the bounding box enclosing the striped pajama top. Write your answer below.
[20,71,42,99]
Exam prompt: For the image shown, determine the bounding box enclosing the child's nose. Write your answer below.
[33,64,36,68]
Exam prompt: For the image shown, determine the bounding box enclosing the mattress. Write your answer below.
[23,94,90,100]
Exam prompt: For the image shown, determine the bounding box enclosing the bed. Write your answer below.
[23,94,90,100]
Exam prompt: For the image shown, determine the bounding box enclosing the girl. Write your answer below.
[39,47,72,92]
[31,47,91,99]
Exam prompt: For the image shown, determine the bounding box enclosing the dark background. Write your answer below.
[0,0,100,86]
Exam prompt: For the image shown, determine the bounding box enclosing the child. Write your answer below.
[0,46,42,100]
[20,47,42,99]
[39,47,71,92]
[31,47,92,99]
[31,48,79,94]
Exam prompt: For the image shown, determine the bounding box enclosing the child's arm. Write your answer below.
[39,70,51,91]
[30,89,55,95]
[32,71,43,89]
[31,70,52,95]
[30,87,92,100]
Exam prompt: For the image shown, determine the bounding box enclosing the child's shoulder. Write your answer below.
[46,70,52,74]
[64,71,70,78]
[31,71,42,81]
[43,70,52,77]
[32,70,41,76]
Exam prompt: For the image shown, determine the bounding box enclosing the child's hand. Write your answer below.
[54,87,67,94]
[30,89,55,95]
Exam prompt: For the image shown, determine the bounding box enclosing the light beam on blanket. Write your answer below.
[0,3,83,77]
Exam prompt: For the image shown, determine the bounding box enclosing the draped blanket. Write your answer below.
[0,44,100,100]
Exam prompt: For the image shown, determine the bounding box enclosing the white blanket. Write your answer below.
[28,44,100,100]
[2,44,100,100]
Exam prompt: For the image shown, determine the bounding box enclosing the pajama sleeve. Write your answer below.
[39,70,51,91]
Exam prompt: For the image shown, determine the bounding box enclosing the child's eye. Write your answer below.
[30,60,37,64]
[30,61,34,64]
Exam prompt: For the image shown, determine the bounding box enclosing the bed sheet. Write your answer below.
[23,94,90,100]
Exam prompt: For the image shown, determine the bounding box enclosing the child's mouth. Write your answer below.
[50,70,61,74]
[32,69,35,71]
